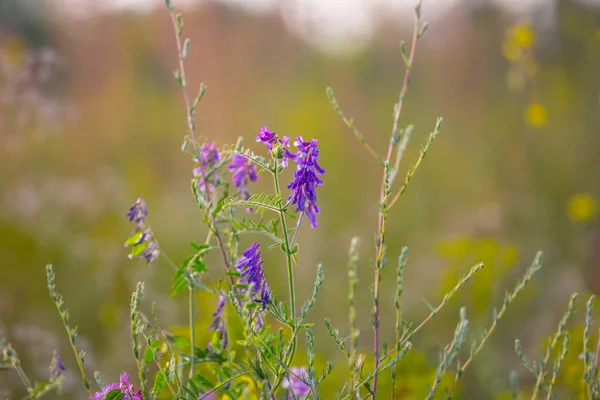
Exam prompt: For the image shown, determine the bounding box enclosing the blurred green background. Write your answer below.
[1,0,600,398]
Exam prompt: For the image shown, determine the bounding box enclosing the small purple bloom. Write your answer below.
[256,126,276,148]
[256,126,295,167]
[49,353,65,380]
[193,142,221,196]
[282,367,310,399]
[127,198,148,224]
[236,243,271,308]
[228,154,258,203]
[90,373,142,400]
[287,137,325,228]
[125,198,159,266]
[208,295,228,349]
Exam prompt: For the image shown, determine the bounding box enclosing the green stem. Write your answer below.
[271,164,298,392]
[188,284,196,387]
[273,165,296,321]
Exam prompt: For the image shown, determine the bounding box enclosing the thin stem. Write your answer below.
[188,285,196,385]
[591,329,600,396]
[197,372,252,399]
[371,2,422,397]
[273,166,297,322]
[1,362,33,390]
[290,211,304,251]
[326,87,383,165]
[167,5,233,279]
[270,164,298,392]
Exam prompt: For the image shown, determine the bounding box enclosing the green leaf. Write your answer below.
[190,242,210,251]
[125,230,145,246]
[181,38,190,59]
[192,260,206,273]
[103,389,125,400]
[152,371,167,394]
[143,346,154,364]
[130,242,148,257]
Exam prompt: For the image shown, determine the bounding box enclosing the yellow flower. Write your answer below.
[595,29,600,42]
[568,193,597,222]
[526,103,548,127]
[510,24,535,48]
[502,41,522,62]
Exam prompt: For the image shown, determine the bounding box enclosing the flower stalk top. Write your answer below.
[288,136,325,228]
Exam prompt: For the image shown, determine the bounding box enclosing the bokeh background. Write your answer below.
[1,0,600,398]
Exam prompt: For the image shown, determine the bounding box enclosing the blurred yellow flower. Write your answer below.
[567,193,597,222]
[526,103,548,126]
[595,29,600,41]
[510,24,535,48]
[2,36,27,66]
[502,41,522,62]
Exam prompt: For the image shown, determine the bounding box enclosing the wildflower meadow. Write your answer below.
[2,0,600,399]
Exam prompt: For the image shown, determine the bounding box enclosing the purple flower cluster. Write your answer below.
[282,367,310,399]
[228,154,258,203]
[287,137,325,228]
[256,126,325,228]
[208,295,228,350]
[193,142,221,196]
[236,243,271,309]
[125,198,159,265]
[256,126,295,167]
[89,373,141,400]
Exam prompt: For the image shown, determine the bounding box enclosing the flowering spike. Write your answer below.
[193,141,221,195]
[236,243,271,308]
[288,136,325,228]
[282,367,310,399]
[125,198,159,265]
[208,295,228,349]
[228,154,258,206]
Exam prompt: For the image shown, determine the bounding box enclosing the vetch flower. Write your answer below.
[127,198,148,224]
[125,198,159,265]
[288,136,325,228]
[236,243,271,308]
[228,154,258,203]
[282,367,310,399]
[256,126,295,167]
[89,373,142,400]
[49,353,65,380]
[208,295,228,349]
[193,142,221,196]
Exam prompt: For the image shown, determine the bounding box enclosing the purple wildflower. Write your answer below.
[287,137,325,228]
[90,373,141,400]
[127,198,148,224]
[125,198,159,265]
[228,154,258,202]
[256,126,295,167]
[236,243,271,309]
[193,142,221,196]
[208,295,228,349]
[49,353,65,380]
[282,367,310,399]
